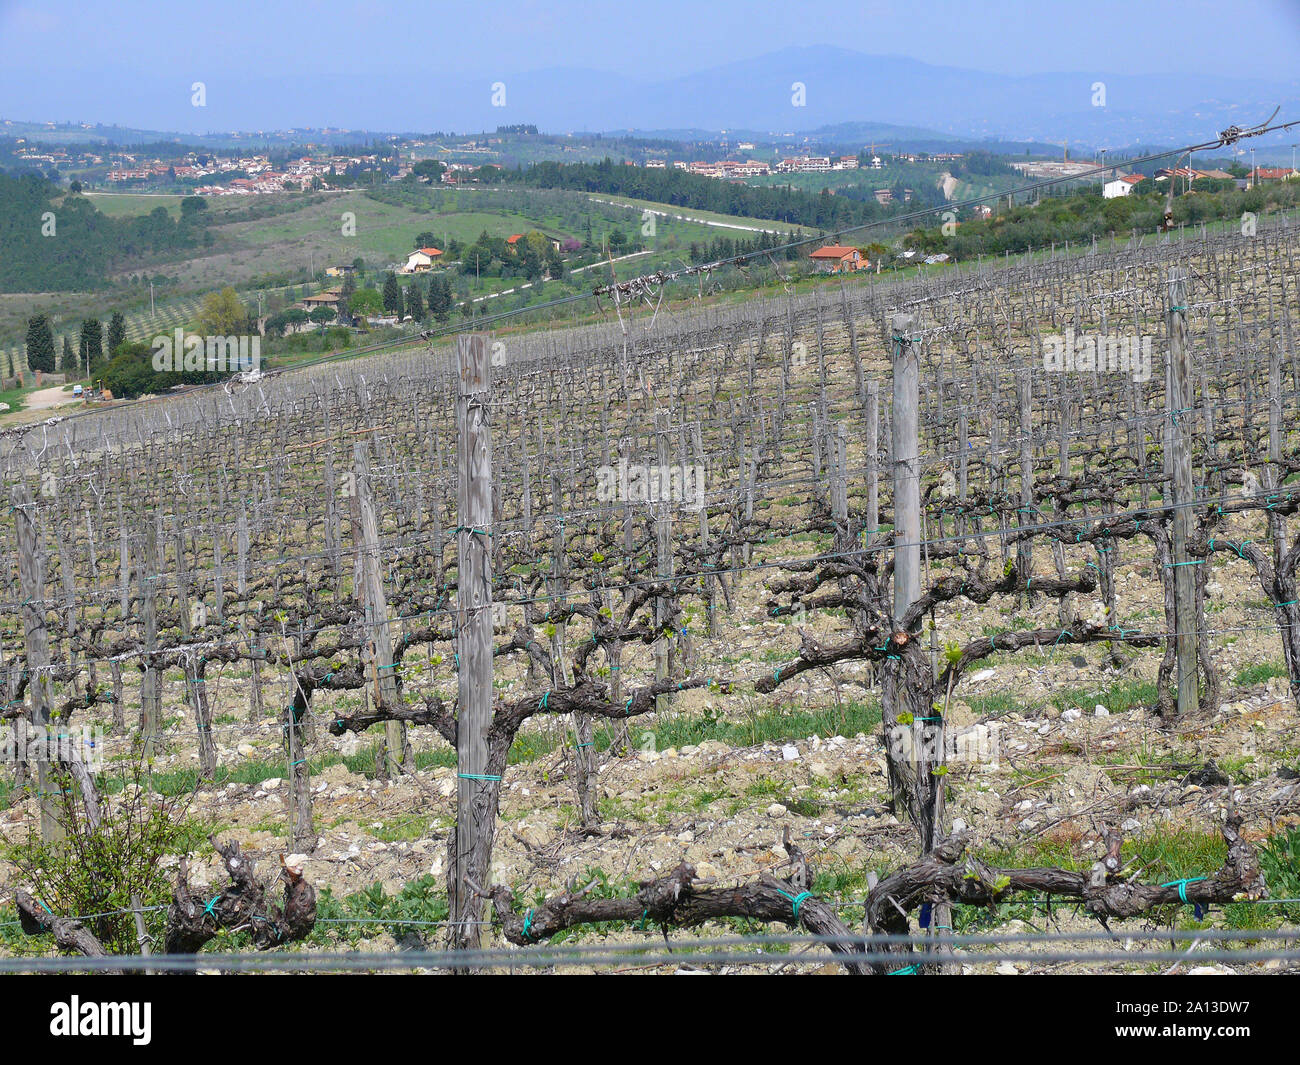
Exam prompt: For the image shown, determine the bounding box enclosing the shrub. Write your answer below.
[3,752,208,953]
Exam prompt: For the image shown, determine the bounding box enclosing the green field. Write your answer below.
[80,192,185,218]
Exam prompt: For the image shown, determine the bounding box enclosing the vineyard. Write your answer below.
[2,215,1299,974]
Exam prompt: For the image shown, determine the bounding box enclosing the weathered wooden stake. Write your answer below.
[350,441,409,776]
[12,484,60,841]
[1166,269,1199,715]
[450,334,495,954]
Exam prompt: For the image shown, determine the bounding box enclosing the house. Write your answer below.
[809,245,866,273]
[1103,174,1146,199]
[505,234,524,245]
[324,264,357,278]
[1251,167,1295,183]
[299,290,344,311]
[973,204,993,218]
[400,247,443,273]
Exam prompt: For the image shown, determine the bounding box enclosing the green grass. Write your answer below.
[1234,661,1289,687]
[964,691,1024,717]
[310,875,449,945]
[0,382,34,415]
[80,192,184,219]
[639,697,881,752]
[1051,678,1157,715]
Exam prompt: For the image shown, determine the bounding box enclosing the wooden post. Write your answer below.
[884,314,944,854]
[550,470,595,825]
[12,484,60,841]
[450,334,495,954]
[891,315,920,622]
[138,529,160,756]
[1166,269,1199,715]
[655,409,674,714]
[350,441,408,776]
[1016,371,1035,591]
[866,380,880,540]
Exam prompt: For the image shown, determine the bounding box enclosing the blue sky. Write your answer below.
[1,0,1298,133]
[3,0,1297,79]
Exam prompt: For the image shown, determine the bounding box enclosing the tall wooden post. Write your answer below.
[550,470,595,824]
[450,334,495,953]
[891,315,920,621]
[12,484,60,841]
[654,410,673,713]
[350,441,408,776]
[884,314,944,854]
[138,529,160,756]
[1166,269,1199,715]
[1016,371,1035,590]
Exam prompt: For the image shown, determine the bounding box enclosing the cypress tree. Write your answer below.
[25,313,56,373]
[382,271,402,315]
[107,311,127,357]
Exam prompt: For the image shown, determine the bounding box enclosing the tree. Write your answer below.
[405,283,425,321]
[107,311,127,356]
[308,307,336,329]
[68,179,83,194]
[428,273,453,323]
[198,287,250,335]
[382,271,403,315]
[25,314,55,374]
[348,288,383,317]
[79,319,104,375]
[412,160,446,184]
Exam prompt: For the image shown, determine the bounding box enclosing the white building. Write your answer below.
[1103,174,1146,199]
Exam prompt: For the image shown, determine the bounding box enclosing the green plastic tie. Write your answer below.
[776,889,814,920]
[1160,877,1207,903]
[890,964,918,975]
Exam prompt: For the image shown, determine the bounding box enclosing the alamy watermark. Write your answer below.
[596,460,706,510]
[1042,328,1152,383]
[2,723,103,772]
[151,329,260,374]
[886,719,1001,766]
[50,996,151,1045]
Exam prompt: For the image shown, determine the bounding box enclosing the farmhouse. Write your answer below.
[809,245,866,273]
[401,247,443,273]
[1103,174,1146,199]
[299,290,343,310]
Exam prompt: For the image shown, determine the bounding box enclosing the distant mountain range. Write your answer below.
[3,46,1297,152]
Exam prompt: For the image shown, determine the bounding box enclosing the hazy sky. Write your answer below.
[1,0,1298,137]
[3,0,1298,81]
